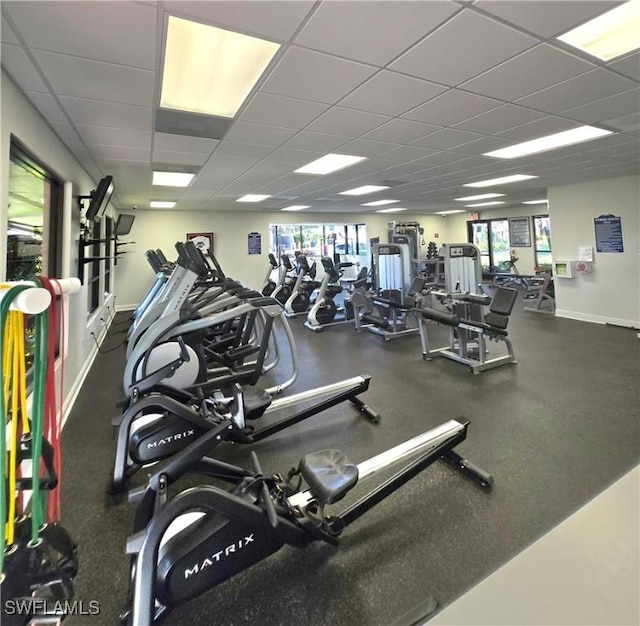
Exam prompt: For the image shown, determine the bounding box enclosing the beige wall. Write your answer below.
[1,69,117,414]
[114,209,452,308]
[548,175,639,327]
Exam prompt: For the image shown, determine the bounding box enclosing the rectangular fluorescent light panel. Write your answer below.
[523,199,548,205]
[435,210,466,215]
[237,194,271,202]
[281,205,310,212]
[464,174,537,188]
[376,207,407,214]
[294,154,367,175]
[339,185,390,196]
[465,201,506,207]
[361,199,399,206]
[153,171,195,187]
[150,201,176,208]
[484,126,613,159]
[454,193,505,201]
[161,16,280,117]
[557,0,640,61]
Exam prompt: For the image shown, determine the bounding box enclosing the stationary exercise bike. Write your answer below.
[121,386,493,625]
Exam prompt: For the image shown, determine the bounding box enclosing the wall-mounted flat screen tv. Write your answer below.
[115,213,135,236]
[86,175,114,222]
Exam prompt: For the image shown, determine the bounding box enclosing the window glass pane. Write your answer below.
[490,220,511,271]
[469,221,491,273]
[6,159,45,280]
[534,216,552,268]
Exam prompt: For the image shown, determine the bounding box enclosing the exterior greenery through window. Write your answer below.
[269,223,368,260]
[467,219,511,275]
[533,215,552,268]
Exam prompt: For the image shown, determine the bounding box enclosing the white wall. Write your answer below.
[114,210,451,308]
[548,175,639,327]
[1,70,117,415]
[445,206,550,276]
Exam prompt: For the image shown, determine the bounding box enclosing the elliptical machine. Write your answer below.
[304,257,357,331]
[121,387,493,625]
[260,254,280,296]
[284,255,320,317]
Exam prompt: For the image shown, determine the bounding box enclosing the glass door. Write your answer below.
[533,215,552,269]
[468,221,490,273]
[467,219,511,274]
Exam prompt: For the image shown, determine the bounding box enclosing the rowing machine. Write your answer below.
[122,415,492,625]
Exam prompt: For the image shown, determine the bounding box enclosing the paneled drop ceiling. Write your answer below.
[1,0,638,214]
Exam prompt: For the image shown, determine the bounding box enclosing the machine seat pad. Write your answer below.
[241,386,273,420]
[299,449,359,505]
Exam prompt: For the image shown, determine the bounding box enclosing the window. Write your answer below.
[88,220,102,313]
[104,216,113,295]
[533,215,552,269]
[467,219,511,274]
[269,223,368,260]
[6,139,63,281]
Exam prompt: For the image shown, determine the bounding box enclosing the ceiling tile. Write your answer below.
[48,120,83,145]
[32,50,155,107]
[337,138,401,158]
[294,0,458,66]
[1,43,48,92]
[258,146,323,166]
[608,52,640,82]
[151,149,209,166]
[90,145,151,162]
[390,9,537,86]
[5,1,157,69]
[605,112,640,133]
[154,132,219,154]
[305,106,390,136]
[239,93,329,128]
[23,91,67,122]
[362,119,442,143]
[410,128,484,150]
[261,46,377,105]
[376,145,439,162]
[562,89,640,125]
[223,122,297,147]
[164,0,316,41]
[474,1,619,37]
[497,116,585,140]
[402,89,503,126]
[76,125,152,149]
[213,142,273,160]
[58,96,152,130]
[453,104,546,134]
[338,71,447,116]
[460,44,595,101]
[282,131,352,152]
[516,68,638,114]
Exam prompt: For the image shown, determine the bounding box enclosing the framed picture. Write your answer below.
[509,217,531,247]
[186,232,214,254]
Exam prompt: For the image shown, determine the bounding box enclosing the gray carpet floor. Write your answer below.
[61,294,639,625]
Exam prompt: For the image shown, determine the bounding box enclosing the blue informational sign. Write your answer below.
[248,231,262,255]
[594,215,624,253]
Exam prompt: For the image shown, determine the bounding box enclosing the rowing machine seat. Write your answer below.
[299,450,358,505]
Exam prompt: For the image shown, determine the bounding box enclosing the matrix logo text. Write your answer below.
[4,599,101,616]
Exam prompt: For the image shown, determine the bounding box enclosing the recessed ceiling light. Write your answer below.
[523,199,548,205]
[375,207,407,214]
[464,201,506,207]
[557,0,640,61]
[161,16,280,117]
[454,193,506,201]
[339,185,390,196]
[294,154,367,175]
[361,199,399,206]
[484,126,613,159]
[281,205,310,211]
[153,171,195,187]
[464,174,538,188]
[435,210,467,215]
[237,194,271,202]
[150,201,176,209]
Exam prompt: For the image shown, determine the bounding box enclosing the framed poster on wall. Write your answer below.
[186,232,214,254]
[509,217,531,247]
